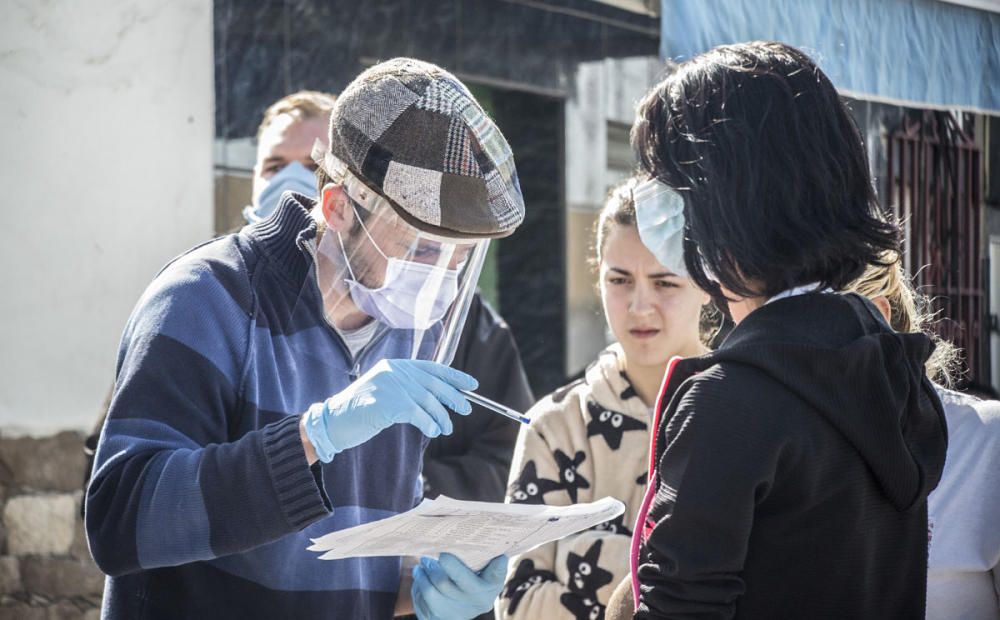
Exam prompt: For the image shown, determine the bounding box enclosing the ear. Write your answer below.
[872,295,892,324]
[319,183,352,231]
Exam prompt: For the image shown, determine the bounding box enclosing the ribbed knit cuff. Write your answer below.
[261,414,332,531]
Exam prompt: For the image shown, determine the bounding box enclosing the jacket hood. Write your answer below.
[701,292,947,511]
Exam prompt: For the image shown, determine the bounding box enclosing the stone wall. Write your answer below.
[0,432,103,619]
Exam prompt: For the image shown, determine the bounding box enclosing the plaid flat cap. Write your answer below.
[324,58,524,239]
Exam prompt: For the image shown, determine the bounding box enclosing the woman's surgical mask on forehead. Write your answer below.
[633,178,689,278]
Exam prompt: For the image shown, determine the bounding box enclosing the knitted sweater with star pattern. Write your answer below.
[497,345,650,620]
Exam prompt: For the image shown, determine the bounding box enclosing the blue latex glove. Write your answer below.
[303,359,477,463]
[411,553,508,620]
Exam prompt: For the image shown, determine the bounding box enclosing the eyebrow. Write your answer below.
[261,155,287,166]
[608,266,679,278]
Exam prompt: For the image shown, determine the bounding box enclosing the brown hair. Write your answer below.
[256,90,337,141]
[594,177,639,266]
[846,252,961,386]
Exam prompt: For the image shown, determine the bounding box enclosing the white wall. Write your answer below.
[0,1,214,434]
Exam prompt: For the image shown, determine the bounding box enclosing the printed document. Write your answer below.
[307,495,626,570]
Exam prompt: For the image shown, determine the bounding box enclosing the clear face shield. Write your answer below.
[294,152,488,368]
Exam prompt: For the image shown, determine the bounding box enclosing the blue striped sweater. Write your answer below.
[86,195,431,619]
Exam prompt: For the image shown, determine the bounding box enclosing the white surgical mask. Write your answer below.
[633,177,688,278]
[338,219,460,331]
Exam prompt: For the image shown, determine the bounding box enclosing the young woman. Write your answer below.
[849,257,1000,620]
[613,41,948,619]
[496,178,711,620]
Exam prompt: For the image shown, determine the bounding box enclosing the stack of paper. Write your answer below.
[308,495,626,570]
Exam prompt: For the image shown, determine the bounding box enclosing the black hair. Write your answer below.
[632,41,899,299]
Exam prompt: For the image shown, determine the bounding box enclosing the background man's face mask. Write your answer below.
[633,178,689,278]
[244,161,317,223]
[338,204,463,330]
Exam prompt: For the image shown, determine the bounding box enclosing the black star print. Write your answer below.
[636,472,648,486]
[566,539,614,594]
[559,592,605,620]
[592,512,633,537]
[553,449,590,503]
[586,400,647,450]
[508,461,562,504]
[502,558,556,614]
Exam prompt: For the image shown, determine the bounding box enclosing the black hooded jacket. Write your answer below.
[635,292,948,619]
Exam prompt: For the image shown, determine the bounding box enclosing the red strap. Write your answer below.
[630,355,685,610]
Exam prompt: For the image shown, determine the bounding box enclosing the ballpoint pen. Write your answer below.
[460,389,531,425]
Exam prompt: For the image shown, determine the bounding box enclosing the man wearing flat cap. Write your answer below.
[86,58,525,620]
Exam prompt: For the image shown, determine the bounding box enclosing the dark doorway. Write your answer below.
[489,89,566,398]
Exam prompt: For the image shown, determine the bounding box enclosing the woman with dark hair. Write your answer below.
[611,41,948,619]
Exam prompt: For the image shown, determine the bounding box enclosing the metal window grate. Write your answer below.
[886,110,986,386]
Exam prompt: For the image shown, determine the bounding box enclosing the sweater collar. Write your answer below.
[244,192,319,286]
[585,344,650,420]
